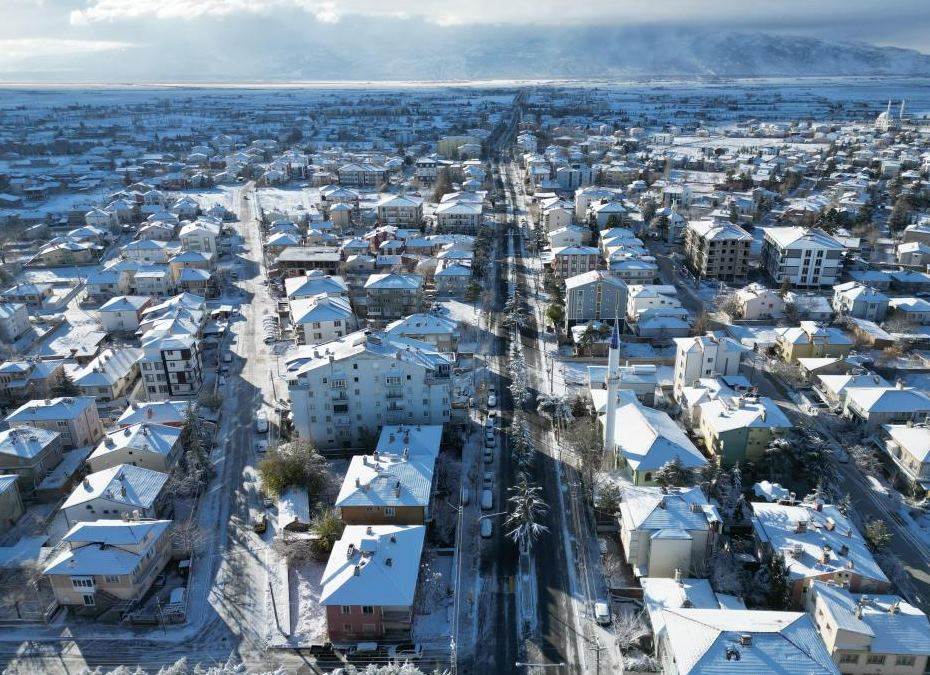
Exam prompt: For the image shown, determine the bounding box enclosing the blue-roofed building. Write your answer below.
[61,463,169,527]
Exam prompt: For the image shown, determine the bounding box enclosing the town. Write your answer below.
[0,80,929,675]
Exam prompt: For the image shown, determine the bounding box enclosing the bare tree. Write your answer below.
[564,417,604,495]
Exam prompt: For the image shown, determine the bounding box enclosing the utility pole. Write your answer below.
[593,636,603,674]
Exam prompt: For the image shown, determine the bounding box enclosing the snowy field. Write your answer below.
[254,187,321,216]
[179,187,240,212]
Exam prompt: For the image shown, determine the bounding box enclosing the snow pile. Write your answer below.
[291,559,327,642]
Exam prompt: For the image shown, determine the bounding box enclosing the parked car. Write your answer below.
[480,489,493,510]
[223,353,232,363]
[480,518,493,538]
[255,411,269,433]
[487,390,497,408]
[594,602,612,626]
[252,513,267,534]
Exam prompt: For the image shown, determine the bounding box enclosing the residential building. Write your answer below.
[683,219,751,281]
[290,294,358,345]
[364,273,423,322]
[284,271,349,301]
[550,246,600,278]
[627,285,681,322]
[831,282,889,322]
[564,270,628,330]
[0,475,24,533]
[776,322,854,363]
[376,195,423,227]
[698,394,792,467]
[673,334,745,401]
[115,400,189,428]
[1,282,52,309]
[734,283,785,320]
[61,464,169,526]
[87,423,182,473]
[760,227,845,287]
[43,519,172,610]
[285,331,453,451]
[5,397,103,450]
[882,423,930,492]
[336,425,441,525]
[434,200,482,233]
[73,348,142,415]
[0,303,29,344]
[618,485,721,578]
[888,297,930,325]
[751,501,890,608]
[178,218,220,255]
[139,333,203,399]
[806,581,930,675]
[97,296,153,333]
[843,384,930,430]
[0,426,61,495]
[320,524,425,643]
[434,262,473,296]
[0,359,63,402]
[384,313,459,352]
[656,609,838,675]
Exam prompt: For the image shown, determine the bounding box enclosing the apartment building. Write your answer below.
[376,195,423,227]
[761,227,845,287]
[139,333,203,399]
[672,334,745,401]
[285,331,453,451]
[0,303,29,344]
[683,219,751,281]
[0,426,62,494]
[564,270,629,329]
[550,246,600,278]
[363,273,423,322]
[5,396,103,450]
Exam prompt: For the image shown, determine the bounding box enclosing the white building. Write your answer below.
[673,334,745,401]
[290,294,358,345]
[376,195,423,227]
[734,283,784,320]
[831,282,889,322]
[97,296,153,333]
[760,227,845,288]
[0,303,29,344]
[61,463,168,527]
[284,331,453,451]
[139,333,203,400]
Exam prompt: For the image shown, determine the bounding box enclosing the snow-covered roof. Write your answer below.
[564,269,627,290]
[0,426,59,459]
[62,464,169,510]
[763,226,845,251]
[320,525,425,607]
[810,581,930,656]
[6,396,97,424]
[699,395,791,434]
[290,294,354,325]
[619,485,719,533]
[284,272,349,300]
[98,295,151,313]
[751,501,888,587]
[74,348,142,388]
[385,313,458,339]
[884,424,930,464]
[642,577,734,642]
[284,331,452,378]
[846,386,930,414]
[89,423,181,464]
[660,608,837,674]
[336,450,435,509]
[363,272,423,290]
[610,400,707,472]
[44,519,170,576]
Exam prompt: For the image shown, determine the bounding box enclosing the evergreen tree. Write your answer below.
[764,553,791,610]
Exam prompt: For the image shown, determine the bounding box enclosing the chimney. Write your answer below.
[739,634,752,647]
[674,568,682,584]
[353,564,361,576]
[385,557,393,567]
[839,544,849,556]
[795,520,808,533]
[394,481,401,498]
[825,517,836,531]
[820,546,831,564]
[366,526,373,535]
[889,600,901,614]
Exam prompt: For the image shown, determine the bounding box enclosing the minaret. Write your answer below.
[604,322,621,466]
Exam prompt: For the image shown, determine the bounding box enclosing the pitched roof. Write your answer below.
[62,464,169,510]
[89,423,181,464]
[611,400,707,472]
[0,426,59,459]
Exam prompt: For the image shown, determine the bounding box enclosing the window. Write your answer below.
[104,575,121,584]
[866,655,886,665]
[343,623,353,633]
[362,606,374,615]
[82,595,96,607]
[895,655,916,667]
[72,577,94,589]
[839,654,858,664]
[363,623,376,634]
[384,507,396,517]
[341,606,352,615]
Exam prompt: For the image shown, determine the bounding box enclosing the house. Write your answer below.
[61,464,169,527]
[734,284,785,320]
[87,423,182,473]
[882,423,930,492]
[178,219,220,255]
[285,331,452,451]
[760,227,845,287]
[776,322,854,363]
[656,609,838,675]
[284,271,349,300]
[0,303,29,344]
[673,334,745,401]
[336,425,441,525]
[897,241,930,268]
[73,347,142,419]
[641,576,745,647]
[806,581,930,675]
[564,270,628,330]
[1,282,52,309]
[627,285,681,322]
[618,485,721,578]
[274,247,342,278]
[888,297,930,325]
[376,195,423,227]
[843,384,930,430]
[364,273,423,321]
[115,400,190,428]
[320,524,425,643]
[784,292,834,321]
[290,294,358,345]
[751,501,890,608]
[0,426,62,495]
[384,313,459,352]
[831,282,889,322]
[698,394,791,467]
[0,475,24,533]
[97,296,153,333]
[434,262,473,296]
[550,246,600,278]
[120,239,179,265]
[683,219,751,281]
[43,519,172,610]
[603,394,707,484]
[0,359,63,402]
[5,396,103,450]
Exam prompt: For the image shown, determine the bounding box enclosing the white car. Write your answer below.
[594,602,612,626]
[255,411,269,433]
[487,392,497,408]
[480,489,493,510]
[480,518,493,538]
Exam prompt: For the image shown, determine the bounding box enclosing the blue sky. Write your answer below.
[1,0,928,81]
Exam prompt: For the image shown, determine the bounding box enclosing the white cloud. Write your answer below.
[0,38,134,63]
[70,0,345,24]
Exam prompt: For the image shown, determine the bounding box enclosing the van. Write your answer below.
[480,489,493,510]
[594,602,611,626]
